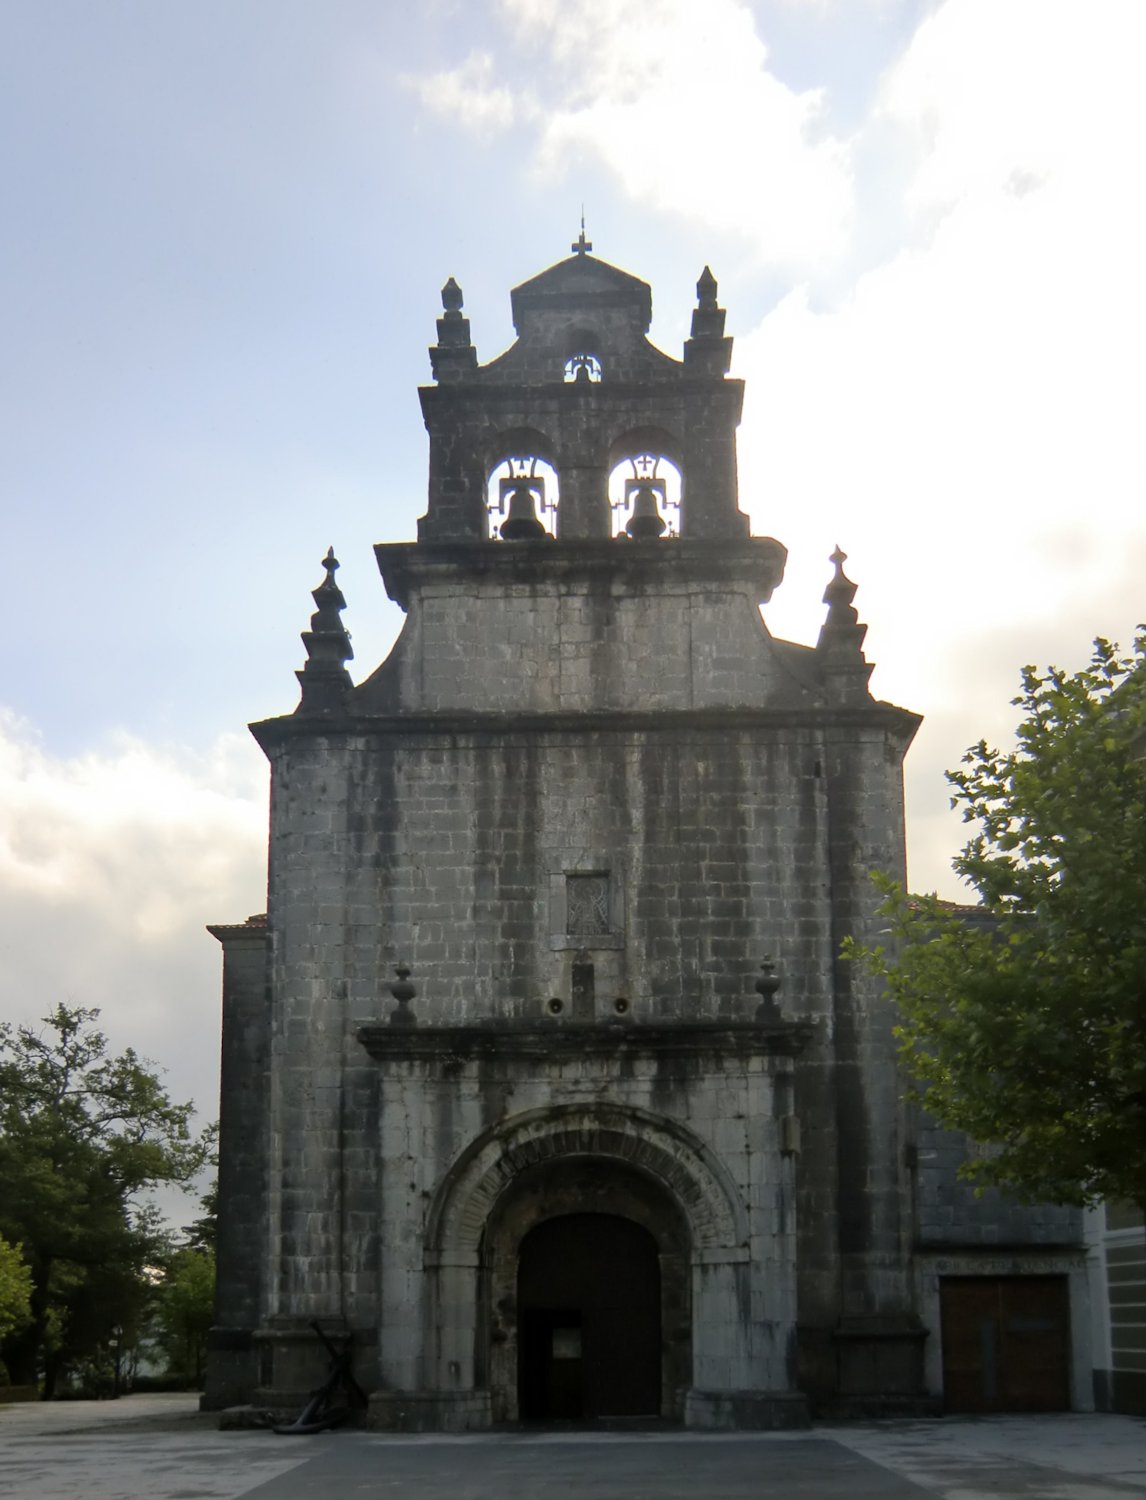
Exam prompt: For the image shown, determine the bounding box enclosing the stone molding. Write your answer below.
[916,1247,1087,1274]
[251,701,922,749]
[357,1017,810,1064]
[374,537,786,611]
[423,1102,751,1257]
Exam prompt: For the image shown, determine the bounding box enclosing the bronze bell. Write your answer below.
[500,480,546,540]
[625,482,667,539]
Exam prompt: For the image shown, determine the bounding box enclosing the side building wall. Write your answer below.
[1086,1201,1146,1414]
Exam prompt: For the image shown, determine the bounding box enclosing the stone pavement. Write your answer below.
[0,1395,1143,1499]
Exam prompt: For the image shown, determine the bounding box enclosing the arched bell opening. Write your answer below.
[487,454,560,541]
[563,326,603,384]
[481,1155,692,1425]
[608,452,682,539]
[606,427,682,539]
[564,353,603,383]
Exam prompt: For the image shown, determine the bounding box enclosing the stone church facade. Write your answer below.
[205,245,1088,1427]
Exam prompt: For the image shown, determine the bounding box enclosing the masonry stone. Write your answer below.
[206,245,1084,1425]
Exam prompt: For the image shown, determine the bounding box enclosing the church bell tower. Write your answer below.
[206,240,925,1428]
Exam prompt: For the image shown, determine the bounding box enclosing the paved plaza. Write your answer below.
[0,1395,1143,1499]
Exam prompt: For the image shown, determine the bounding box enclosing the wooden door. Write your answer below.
[518,1213,661,1420]
[940,1275,1070,1412]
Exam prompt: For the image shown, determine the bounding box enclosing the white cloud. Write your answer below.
[879,1,1146,226]
[408,0,855,271]
[0,714,267,1121]
[404,49,517,134]
[738,0,1146,895]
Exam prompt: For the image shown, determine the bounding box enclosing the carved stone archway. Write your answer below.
[422,1103,750,1423]
[426,1103,749,1258]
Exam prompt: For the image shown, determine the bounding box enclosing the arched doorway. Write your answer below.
[517,1213,661,1420]
[422,1104,754,1424]
[480,1154,692,1423]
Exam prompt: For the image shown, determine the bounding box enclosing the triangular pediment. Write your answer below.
[511,254,652,334]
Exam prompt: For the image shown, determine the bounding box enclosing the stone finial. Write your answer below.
[430,276,477,382]
[389,964,416,1026]
[684,265,731,374]
[816,545,873,701]
[296,548,354,713]
[755,956,783,1022]
[824,545,858,614]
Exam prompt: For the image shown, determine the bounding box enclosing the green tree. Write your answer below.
[153,1246,215,1386]
[0,1006,211,1393]
[181,1126,219,1256]
[0,1233,33,1348]
[849,634,1146,1208]
[148,1141,218,1389]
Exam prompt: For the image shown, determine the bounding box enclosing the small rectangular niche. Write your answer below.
[549,864,624,951]
[566,873,610,937]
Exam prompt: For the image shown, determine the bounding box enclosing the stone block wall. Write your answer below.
[363,545,792,717]
[242,493,922,1415]
[915,1116,1082,1246]
[267,724,837,1029]
[251,680,917,1404]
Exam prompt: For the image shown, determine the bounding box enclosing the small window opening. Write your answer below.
[564,353,603,383]
[571,959,596,1018]
[487,455,559,540]
[609,453,681,539]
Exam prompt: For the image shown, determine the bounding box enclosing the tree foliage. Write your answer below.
[0,1234,33,1347]
[0,1006,211,1391]
[153,1247,215,1386]
[180,1129,218,1257]
[849,634,1146,1208]
[148,1146,217,1388]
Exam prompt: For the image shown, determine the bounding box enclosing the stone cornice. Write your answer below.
[355,1017,812,1064]
[206,918,268,945]
[373,537,786,611]
[417,377,745,407]
[251,700,922,752]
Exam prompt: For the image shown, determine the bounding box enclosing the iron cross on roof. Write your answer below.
[571,212,592,255]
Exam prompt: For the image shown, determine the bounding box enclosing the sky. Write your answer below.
[2,0,1145,1179]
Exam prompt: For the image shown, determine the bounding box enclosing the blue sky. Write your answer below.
[3,0,1145,1152]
